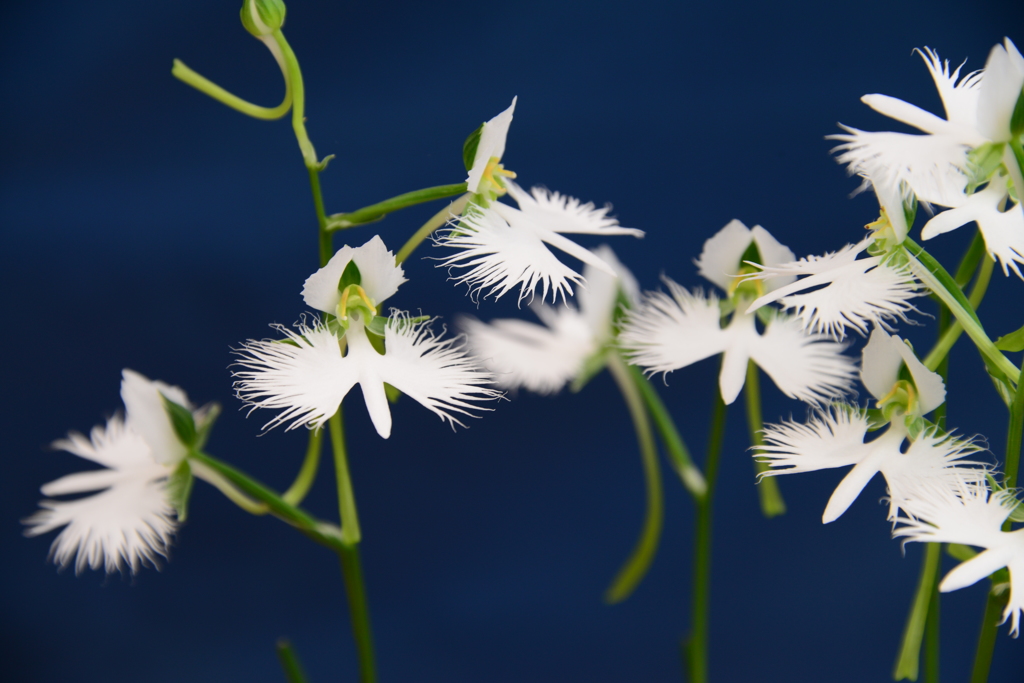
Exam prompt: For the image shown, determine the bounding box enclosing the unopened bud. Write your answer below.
[241,0,286,37]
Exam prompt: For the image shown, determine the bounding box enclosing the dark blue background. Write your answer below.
[3,1,1023,681]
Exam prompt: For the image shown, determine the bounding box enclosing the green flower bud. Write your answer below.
[240,0,286,37]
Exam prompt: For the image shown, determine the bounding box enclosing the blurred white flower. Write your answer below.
[895,478,1024,636]
[462,246,638,393]
[23,370,198,573]
[235,236,500,439]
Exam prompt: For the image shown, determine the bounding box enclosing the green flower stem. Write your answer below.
[309,167,332,266]
[329,409,362,544]
[744,361,785,518]
[902,238,1019,383]
[338,545,378,683]
[396,194,471,264]
[953,230,987,289]
[282,428,323,506]
[925,565,941,683]
[275,639,309,683]
[328,185,469,233]
[190,459,269,515]
[170,40,292,120]
[604,353,665,604]
[188,450,347,553]
[270,29,318,168]
[923,249,994,372]
[626,363,706,499]
[1004,366,1024,494]
[970,588,1008,683]
[686,389,727,683]
[893,542,942,681]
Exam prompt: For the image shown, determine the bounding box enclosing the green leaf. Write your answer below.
[167,459,195,522]
[162,394,196,447]
[462,123,483,171]
[995,324,1024,352]
[338,260,362,290]
[947,543,977,562]
[384,383,401,403]
[194,402,221,450]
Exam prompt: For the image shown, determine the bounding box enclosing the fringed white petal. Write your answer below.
[23,415,175,574]
[619,283,731,377]
[921,177,1024,279]
[120,369,191,466]
[746,240,922,339]
[505,182,643,237]
[466,97,516,194]
[302,235,406,313]
[830,126,970,208]
[437,205,586,304]
[861,94,966,138]
[370,314,501,433]
[751,226,797,290]
[748,314,857,405]
[917,47,982,129]
[758,405,873,475]
[578,245,638,336]
[234,321,356,432]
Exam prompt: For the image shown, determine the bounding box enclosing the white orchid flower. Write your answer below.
[439,100,643,304]
[461,246,638,394]
[620,221,856,405]
[758,327,986,523]
[234,236,500,439]
[895,478,1024,636]
[23,370,203,573]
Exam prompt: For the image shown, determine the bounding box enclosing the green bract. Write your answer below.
[240,0,287,37]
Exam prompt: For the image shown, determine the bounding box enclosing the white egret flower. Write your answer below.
[758,327,986,523]
[895,478,1024,636]
[23,370,201,573]
[235,236,500,439]
[620,221,856,405]
[461,246,638,393]
[439,100,643,304]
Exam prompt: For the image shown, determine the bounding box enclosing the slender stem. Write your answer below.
[171,43,291,120]
[903,239,1018,382]
[744,361,785,518]
[339,545,378,683]
[970,588,1008,683]
[190,459,268,515]
[603,353,665,604]
[923,253,993,372]
[282,428,323,506]
[686,389,727,683]
[924,560,941,683]
[953,230,987,289]
[308,167,332,266]
[626,363,706,499]
[189,450,347,553]
[328,185,469,232]
[272,30,318,167]
[396,195,471,264]
[1004,366,1024,496]
[275,639,309,683]
[329,410,362,544]
[893,542,941,681]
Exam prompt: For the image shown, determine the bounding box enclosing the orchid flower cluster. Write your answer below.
[22,1,1024,681]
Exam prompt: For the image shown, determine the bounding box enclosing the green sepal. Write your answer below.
[966,143,1005,191]
[365,328,386,355]
[905,415,926,440]
[903,195,918,233]
[995,324,1024,352]
[462,123,483,171]
[986,365,1014,408]
[947,543,977,562]
[570,349,608,393]
[384,383,402,404]
[167,459,195,522]
[1010,88,1024,138]
[339,260,362,290]
[1008,498,1024,523]
[240,0,287,37]
[365,314,430,338]
[162,394,197,447]
[194,402,221,451]
[864,408,888,431]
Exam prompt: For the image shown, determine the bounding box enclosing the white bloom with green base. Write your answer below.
[235,236,500,439]
[620,220,856,405]
[895,478,1024,636]
[758,327,987,523]
[23,370,200,573]
[461,246,638,393]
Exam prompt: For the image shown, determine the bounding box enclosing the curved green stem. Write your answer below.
[902,238,1018,383]
[604,353,665,604]
[271,30,318,167]
[893,542,942,681]
[1003,366,1024,496]
[923,249,994,372]
[190,459,268,515]
[745,361,785,518]
[626,363,706,499]
[329,409,362,544]
[276,639,309,683]
[282,428,323,506]
[685,388,727,683]
[970,588,1008,683]
[171,35,291,120]
[328,185,469,233]
[396,194,470,264]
